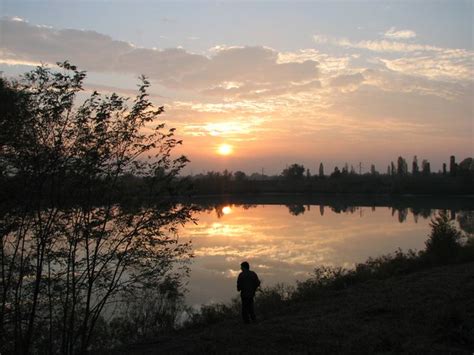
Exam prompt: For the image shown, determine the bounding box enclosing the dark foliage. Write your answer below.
[188,165,474,195]
[0,63,194,354]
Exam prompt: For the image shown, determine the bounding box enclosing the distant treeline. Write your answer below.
[188,155,474,195]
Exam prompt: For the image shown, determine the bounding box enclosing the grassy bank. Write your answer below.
[111,262,474,354]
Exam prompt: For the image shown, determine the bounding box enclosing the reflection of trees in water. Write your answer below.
[398,208,408,223]
[2,206,192,353]
[286,204,306,216]
[421,208,433,219]
[199,203,258,219]
[457,211,474,234]
[195,202,468,228]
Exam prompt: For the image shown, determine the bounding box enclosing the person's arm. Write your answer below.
[254,272,261,289]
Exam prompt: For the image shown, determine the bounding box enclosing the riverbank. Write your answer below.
[188,173,474,196]
[111,261,474,354]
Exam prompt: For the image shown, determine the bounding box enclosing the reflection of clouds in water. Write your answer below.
[223,269,240,278]
[188,210,427,267]
[182,205,443,305]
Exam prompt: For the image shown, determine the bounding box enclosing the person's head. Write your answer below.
[240,261,250,271]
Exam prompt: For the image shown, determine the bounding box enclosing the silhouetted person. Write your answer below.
[237,261,260,324]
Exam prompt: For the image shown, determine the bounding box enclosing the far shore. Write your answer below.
[180,192,474,211]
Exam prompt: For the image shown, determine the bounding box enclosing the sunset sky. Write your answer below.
[1,0,472,174]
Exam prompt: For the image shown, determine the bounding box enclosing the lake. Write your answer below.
[180,196,473,307]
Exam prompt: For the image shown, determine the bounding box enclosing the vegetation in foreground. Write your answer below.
[110,212,474,354]
[0,63,194,355]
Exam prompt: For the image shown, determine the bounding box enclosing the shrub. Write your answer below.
[424,212,462,263]
[254,284,294,318]
[187,298,240,326]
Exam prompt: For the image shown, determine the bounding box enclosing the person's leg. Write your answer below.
[249,297,256,322]
[241,296,250,323]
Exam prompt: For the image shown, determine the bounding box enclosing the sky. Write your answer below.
[0,0,473,174]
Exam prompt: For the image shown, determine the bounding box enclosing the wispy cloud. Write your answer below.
[312,32,473,83]
[384,27,416,40]
[313,34,441,53]
[182,118,266,138]
[378,51,473,82]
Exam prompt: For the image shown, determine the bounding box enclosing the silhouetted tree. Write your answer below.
[450,155,456,176]
[459,157,474,176]
[282,164,305,180]
[370,164,377,175]
[234,171,247,181]
[412,155,419,175]
[342,162,349,175]
[223,169,232,181]
[0,62,193,354]
[331,166,341,178]
[319,162,324,177]
[422,159,431,175]
[397,156,408,175]
[390,162,396,176]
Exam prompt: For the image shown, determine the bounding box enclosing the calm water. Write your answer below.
[180,202,471,307]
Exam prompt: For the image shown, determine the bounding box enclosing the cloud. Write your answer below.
[0,18,319,96]
[181,118,266,139]
[0,17,133,71]
[378,50,473,82]
[312,32,473,82]
[384,27,416,40]
[179,46,319,89]
[313,33,463,53]
[361,68,471,100]
[329,74,472,136]
[277,49,351,74]
[2,17,472,164]
[329,72,365,87]
[9,16,27,22]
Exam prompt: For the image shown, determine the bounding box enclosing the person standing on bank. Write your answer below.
[237,261,261,324]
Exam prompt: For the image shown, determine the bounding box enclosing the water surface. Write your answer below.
[181,202,471,306]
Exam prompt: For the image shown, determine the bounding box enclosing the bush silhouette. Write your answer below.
[424,212,462,263]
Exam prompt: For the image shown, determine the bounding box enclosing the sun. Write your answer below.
[217,144,233,156]
[222,206,232,215]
